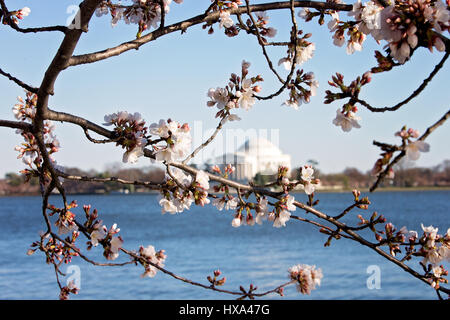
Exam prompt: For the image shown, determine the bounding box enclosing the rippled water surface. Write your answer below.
[0,190,448,300]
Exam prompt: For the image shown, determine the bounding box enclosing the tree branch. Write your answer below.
[0,1,67,34]
[0,67,39,93]
[68,1,352,67]
[369,108,450,192]
[358,52,449,112]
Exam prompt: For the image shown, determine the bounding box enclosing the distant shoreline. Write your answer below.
[1,186,449,198]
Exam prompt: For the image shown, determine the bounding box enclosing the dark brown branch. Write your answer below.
[357,52,449,112]
[46,109,116,139]
[0,2,67,34]
[369,108,450,192]
[0,67,38,93]
[57,170,165,190]
[34,0,103,124]
[0,119,33,131]
[68,1,352,67]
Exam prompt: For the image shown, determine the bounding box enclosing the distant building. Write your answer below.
[210,137,291,181]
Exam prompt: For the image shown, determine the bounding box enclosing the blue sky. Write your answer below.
[0,0,449,178]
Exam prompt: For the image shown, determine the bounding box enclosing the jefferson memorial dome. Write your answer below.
[211,137,291,181]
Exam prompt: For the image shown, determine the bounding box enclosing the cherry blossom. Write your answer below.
[332,108,361,132]
[300,165,317,195]
[159,197,178,214]
[288,264,323,295]
[139,245,166,278]
[405,141,430,161]
[236,79,256,110]
[231,214,242,228]
[255,198,269,225]
[150,119,192,162]
[219,11,234,29]
[196,170,210,190]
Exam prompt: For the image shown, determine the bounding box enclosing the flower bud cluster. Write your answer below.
[1,6,31,25]
[278,30,315,71]
[48,201,78,235]
[246,11,277,42]
[282,69,319,110]
[95,0,183,37]
[207,269,226,286]
[207,60,263,119]
[29,230,80,266]
[13,92,61,179]
[59,280,79,300]
[326,72,371,132]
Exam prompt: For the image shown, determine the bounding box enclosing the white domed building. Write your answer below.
[211,137,291,181]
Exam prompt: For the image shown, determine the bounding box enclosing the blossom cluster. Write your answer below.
[13,92,61,180]
[0,6,30,25]
[395,126,430,161]
[28,229,80,265]
[299,165,319,195]
[374,221,450,288]
[149,119,192,162]
[201,0,241,36]
[282,69,319,110]
[207,60,263,120]
[139,245,167,278]
[324,0,450,63]
[104,111,148,163]
[279,30,315,70]
[48,200,79,235]
[103,111,192,164]
[159,168,210,214]
[59,280,79,300]
[95,0,183,36]
[223,193,296,229]
[90,222,124,260]
[278,165,320,195]
[288,264,323,295]
[251,11,278,40]
[371,126,430,178]
[325,71,372,132]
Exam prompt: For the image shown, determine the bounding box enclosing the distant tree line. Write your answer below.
[1,165,165,195]
[2,159,449,196]
[289,159,450,190]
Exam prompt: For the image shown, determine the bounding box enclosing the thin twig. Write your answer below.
[358,52,449,112]
[0,67,39,93]
[369,108,450,192]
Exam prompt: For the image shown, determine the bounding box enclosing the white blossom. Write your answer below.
[273,210,291,228]
[207,87,230,109]
[332,109,361,132]
[196,170,210,190]
[405,141,430,161]
[278,57,292,71]
[231,216,242,228]
[219,11,234,28]
[295,43,315,65]
[90,228,106,247]
[159,198,178,214]
[237,79,256,111]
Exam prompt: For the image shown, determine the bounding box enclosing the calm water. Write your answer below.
[0,190,448,300]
